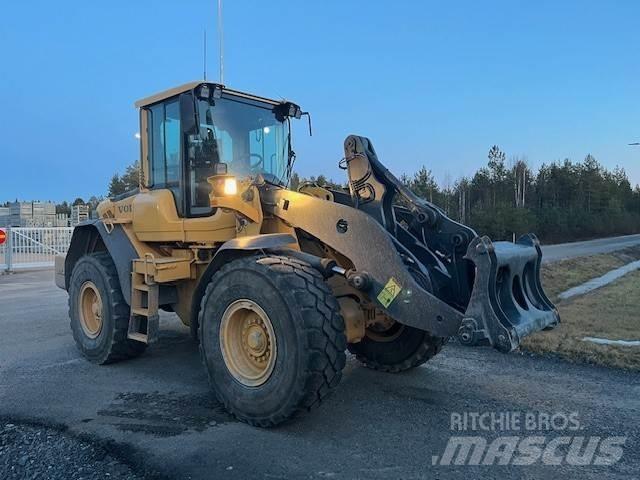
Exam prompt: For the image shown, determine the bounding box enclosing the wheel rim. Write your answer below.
[79,281,103,339]
[366,320,405,343]
[219,299,277,387]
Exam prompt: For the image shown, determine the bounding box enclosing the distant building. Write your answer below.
[55,213,70,227]
[70,204,90,226]
[9,201,33,226]
[0,207,9,227]
[3,201,67,227]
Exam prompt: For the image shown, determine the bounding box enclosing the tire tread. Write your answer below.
[349,332,446,373]
[69,252,146,364]
[198,255,347,427]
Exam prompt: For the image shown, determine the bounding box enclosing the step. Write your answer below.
[127,332,148,343]
[132,257,192,283]
[127,313,160,344]
[131,307,150,317]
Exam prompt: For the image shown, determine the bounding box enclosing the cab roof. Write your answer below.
[134,81,285,108]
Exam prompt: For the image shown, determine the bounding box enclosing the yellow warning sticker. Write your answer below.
[377,277,402,308]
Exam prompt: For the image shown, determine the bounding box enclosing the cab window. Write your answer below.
[147,99,182,213]
[148,100,181,188]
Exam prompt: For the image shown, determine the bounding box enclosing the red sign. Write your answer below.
[0,229,5,245]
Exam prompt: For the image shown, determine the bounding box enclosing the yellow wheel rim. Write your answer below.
[79,281,103,339]
[366,320,405,343]
[219,299,277,387]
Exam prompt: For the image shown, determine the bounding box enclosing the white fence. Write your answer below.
[0,227,74,271]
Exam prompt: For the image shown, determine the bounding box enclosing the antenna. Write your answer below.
[203,29,207,81]
[217,0,224,83]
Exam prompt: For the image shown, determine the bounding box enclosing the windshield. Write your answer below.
[195,94,290,185]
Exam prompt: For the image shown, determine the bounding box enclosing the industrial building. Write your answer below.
[0,207,9,227]
[0,201,68,227]
[70,204,90,226]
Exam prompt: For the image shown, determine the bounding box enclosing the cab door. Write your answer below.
[146,98,183,216]
[184,94,220,217]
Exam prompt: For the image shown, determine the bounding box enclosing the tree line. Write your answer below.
[54,197,102,216]
[44,164,141,216]
[102,147,640,244]
[293,146,640,243]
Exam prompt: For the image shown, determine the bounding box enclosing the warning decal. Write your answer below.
[377,277,402,308]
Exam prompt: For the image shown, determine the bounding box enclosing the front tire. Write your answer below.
[198,255,347,427]
[348,264,445,373]
[348,323,445,373]
[69,252,146,364]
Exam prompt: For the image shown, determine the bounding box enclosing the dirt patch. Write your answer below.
[96,391,235,437]
[523,269,640,370]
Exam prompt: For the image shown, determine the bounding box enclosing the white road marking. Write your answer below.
[558,260,640,300]
[582,337,640,347]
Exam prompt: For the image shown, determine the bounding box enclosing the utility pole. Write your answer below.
[218,0,224,84]
[203,30,207,80]
[632,143,640,214]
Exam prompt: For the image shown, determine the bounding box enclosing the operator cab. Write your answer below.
[135,82,303,217]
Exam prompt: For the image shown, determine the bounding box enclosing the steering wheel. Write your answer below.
[250,153,264,170]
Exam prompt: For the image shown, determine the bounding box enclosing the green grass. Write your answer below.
[522,247,640,370]
[541,246,640,300]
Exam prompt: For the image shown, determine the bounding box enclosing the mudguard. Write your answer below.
[62,221,176,306]
[211,233,297,263]
[63,221,136,296]
[188,233,298,339]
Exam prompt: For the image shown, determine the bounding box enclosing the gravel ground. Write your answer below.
[2,269,638,479]
[0,421,148,480]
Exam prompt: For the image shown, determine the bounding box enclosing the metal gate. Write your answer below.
[0,227,74,271]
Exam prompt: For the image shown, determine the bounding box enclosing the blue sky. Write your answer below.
[2,0,639,202]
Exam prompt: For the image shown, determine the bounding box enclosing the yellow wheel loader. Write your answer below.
[55,82,559,427]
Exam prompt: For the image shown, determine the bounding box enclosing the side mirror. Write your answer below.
[213,162,228,175]
[273,101,302,122]
[180,93,198,135]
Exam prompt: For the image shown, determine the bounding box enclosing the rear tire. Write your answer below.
[198,255,347,427]
[348,324,445,373]
[69,252,146,364]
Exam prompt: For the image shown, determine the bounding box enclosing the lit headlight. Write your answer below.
[223,177,238,195]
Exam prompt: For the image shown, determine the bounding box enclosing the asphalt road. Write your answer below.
[0,269,638,479]
[541,234,640,263]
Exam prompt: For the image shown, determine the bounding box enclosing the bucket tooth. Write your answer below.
[460,234,560,352]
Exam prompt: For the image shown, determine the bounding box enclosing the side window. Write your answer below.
[164,100,180,185]
[148,100,181,188]
[149,104,165,186]
[146,99,183,215]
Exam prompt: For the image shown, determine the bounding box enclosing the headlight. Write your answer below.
[209,174,238,197]
[223,177,238,195]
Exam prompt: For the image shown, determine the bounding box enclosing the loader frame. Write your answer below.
[57,81,558,355]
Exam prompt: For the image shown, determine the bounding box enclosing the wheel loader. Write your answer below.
[55,81,559,427]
